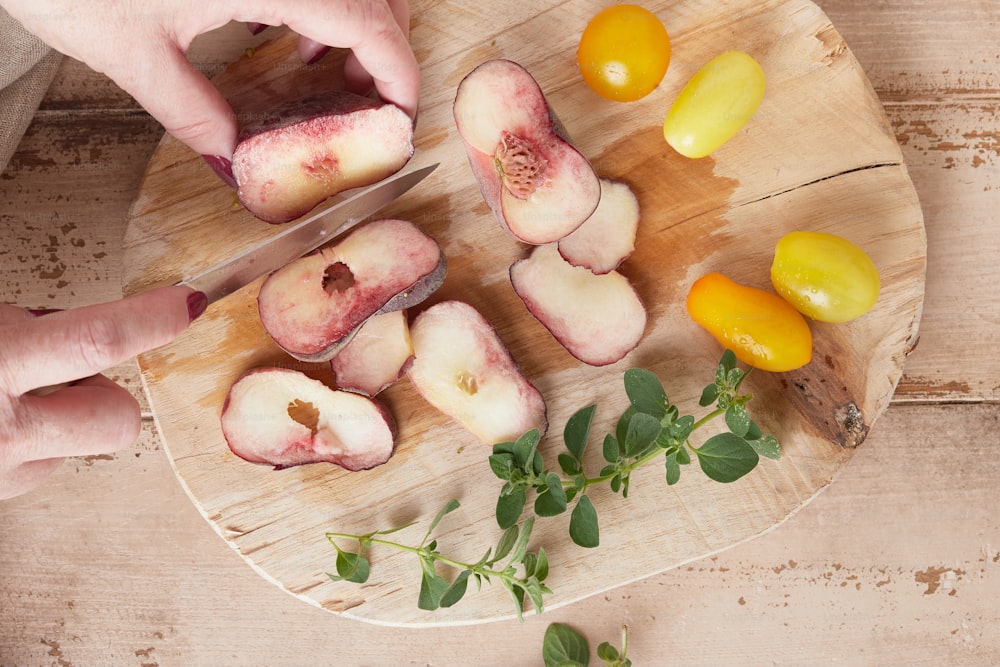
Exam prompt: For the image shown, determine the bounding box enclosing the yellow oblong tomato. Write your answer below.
[687,272,812,372]
[576,4,671,102]
[770,231,881,322]
[663,50,765,158]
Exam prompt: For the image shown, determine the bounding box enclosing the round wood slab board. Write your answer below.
[122,0,925,626]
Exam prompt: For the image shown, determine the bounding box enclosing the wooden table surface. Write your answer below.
[2,2,998,664]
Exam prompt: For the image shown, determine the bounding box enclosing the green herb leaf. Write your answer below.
[492,440,516,455]
[748,433,781,460]
[558,452,581,475]
[526,578,548,614]
[725,403,751,437]
[597,641,620,661]
[534,473,568,517]
[418,570,450,610]
[424,499,460,545]
[699,382,719,407]
[513,429,540,471]
[602,433,620,463]
[624,411,662,457]
[542,623,590,667]
[610,474,622,493]
[326,547,370,584]
[569,494,600,548]
[439,570,472,608]
[492,524,519,564]
[496,486,527,529]
[696,433,759,483]
[624,368,668,418]
[665,451,681,486]
[615,406,636,446]
[488,452,514,480]
[535,547,549,582]
[564,404,596,461]
[719,349,738,375]
[510,517,535,564]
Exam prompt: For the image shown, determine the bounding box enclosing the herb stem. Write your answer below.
[325,533,515,582]
[689,406,725,433]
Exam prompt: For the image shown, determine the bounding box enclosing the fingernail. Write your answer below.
[305,46,331,66]
[246,22,268,35]
[201,155,238,189]
[187,291,208,323]
[29,308,63,317]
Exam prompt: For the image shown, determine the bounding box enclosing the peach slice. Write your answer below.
[407,300,547,445]
[557,178,640,274]
[232,90,414,224]
[453,59,601,244]
[257,219,446,363]
[331,310,414,397]
[221,367,396,471]
[510,244,647,367]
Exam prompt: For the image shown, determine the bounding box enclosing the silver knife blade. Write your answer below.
[178,162,438,304]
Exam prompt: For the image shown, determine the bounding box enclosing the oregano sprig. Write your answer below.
[489,350,781,548]
[543,623,631,667]
[325,499,551,620]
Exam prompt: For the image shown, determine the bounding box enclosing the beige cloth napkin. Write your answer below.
[0,8,63,174]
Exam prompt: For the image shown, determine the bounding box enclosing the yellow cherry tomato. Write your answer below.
[770,231,881,322]
[663,50,765,158]
[576,4,671,102]
[687,272,812,372]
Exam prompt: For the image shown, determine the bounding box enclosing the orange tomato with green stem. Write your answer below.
[687,272,812,372]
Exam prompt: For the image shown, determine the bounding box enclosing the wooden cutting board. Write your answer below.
[122,0,925,626]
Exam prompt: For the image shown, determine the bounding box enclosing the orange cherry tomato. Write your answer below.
[687,272,812,372]
[576,4,671,102]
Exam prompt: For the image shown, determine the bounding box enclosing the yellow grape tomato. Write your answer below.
[687,272,812,373]
[662,50,766,158]
[576,4,671,102]
[770,231,881,322]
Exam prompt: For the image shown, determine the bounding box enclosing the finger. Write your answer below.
[106,45,239,159]
[285,0,419,119]
[297,36,330,66]
[0,458,65,502]
[0,304,33,326]
[342,52,375,97]
[15,374,141,461]
[0,286,203,396]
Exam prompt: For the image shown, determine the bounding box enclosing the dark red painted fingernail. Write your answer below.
[201,155,238,189]
[29,308,63,317]
[187,291,208,323]
[246,22,269,35]
[305,46,331,66]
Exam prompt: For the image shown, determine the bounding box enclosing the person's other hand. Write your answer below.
[0,0,418,167]
[0,287,206,500]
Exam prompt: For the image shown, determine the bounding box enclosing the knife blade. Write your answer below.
[178,162,439,304]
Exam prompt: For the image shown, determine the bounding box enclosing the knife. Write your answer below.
[178,162,439,304]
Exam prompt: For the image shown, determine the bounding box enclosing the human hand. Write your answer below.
[0,287,206,500]
[0,0,419,169]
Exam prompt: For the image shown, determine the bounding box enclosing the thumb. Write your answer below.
[114,45,239,160]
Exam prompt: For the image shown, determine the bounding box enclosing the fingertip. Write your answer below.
[186,290,208,323]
